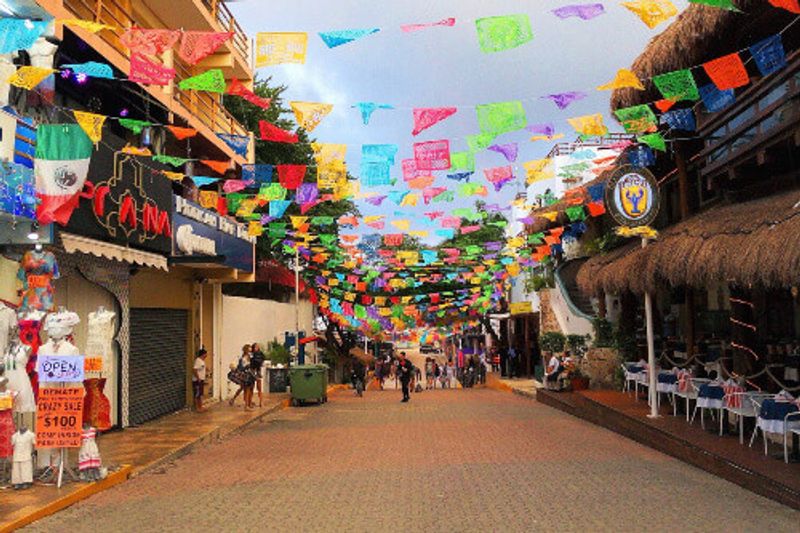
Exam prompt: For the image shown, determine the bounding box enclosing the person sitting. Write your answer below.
[545,352,564,391]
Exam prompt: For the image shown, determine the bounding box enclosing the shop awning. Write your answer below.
[61,232,169,271]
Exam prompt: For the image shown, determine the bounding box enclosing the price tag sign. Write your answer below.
[84,357,103,372]
[36,388,84,448]
[38,355,85,383]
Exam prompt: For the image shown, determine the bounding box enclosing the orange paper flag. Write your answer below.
[167,126,198,140]
[201,159,231,175]
[703,53,749,90]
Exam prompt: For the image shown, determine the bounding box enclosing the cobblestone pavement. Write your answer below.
[25,388,799,532]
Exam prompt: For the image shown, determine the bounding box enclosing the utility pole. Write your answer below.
[294,245,301,363]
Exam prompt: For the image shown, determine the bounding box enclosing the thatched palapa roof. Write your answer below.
[577,189,800,295]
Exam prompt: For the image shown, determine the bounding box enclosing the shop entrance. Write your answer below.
[129,308,188,425]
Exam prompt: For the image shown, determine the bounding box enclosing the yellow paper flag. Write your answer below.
[506,263,521,277]
[621,0,678,29]
[290,216,309,229]
[60,19,117,33]
[8,67,57,90]
[256,32,308,67]
[162,171,185,181]
[391,219,410,231]
[409,230,429,238]
[523,159,554,185]
[541,212,558,222]
[236,199,257,218]
[290,102,333,132]
[73,110,106,145]
[597,69,645,91]
[400,193,419,207]
[530,133,564,142]
[199,191,218,209]
[364,215,385,224]
[248,221,263,237]
[568,113,608,136]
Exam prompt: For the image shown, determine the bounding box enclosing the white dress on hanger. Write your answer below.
[4,343,36,413]
[85,310,116,373]
[0,302,16,355]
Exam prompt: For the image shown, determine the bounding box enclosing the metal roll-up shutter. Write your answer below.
[129,308,188,425]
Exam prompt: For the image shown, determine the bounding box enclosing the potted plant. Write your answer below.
[539,331,566,354]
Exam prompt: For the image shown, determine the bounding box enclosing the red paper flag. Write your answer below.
[201,159,231,175]
[768,0,800,13]
[412,107,458,136]
[178,31,233,65]
[259,120,298,143]
[120,27,181,55]
[703,52,749,90]
[227,78,272,109]
[277,164,306,190]
[654,99,675,112]
[167,126,198,140]
[129,53,175,86]
[216,195,228,215]
[586,201,606,217]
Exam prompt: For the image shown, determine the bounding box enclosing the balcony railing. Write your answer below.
[200,0,250,65]
[63,0,249,143]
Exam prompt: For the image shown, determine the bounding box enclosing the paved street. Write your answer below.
[26,388,799,532]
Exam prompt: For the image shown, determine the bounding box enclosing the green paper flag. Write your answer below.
[432,191,455,203]
[258,183,287,201]
[688,0,740,10]
[476,101,527,136]
[652,69,699,102]
[466,132,496,153]
[614,104,658,134]
[638,132,667,152]
[565,205,587,222]
[450,151,476,172]
[118,118,151,134]
[475,14,533,53]
[153,154,190,167]
[226,192,247,214]
[178,68,226,93]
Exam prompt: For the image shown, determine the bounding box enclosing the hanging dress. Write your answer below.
[17,250,59,313]
[78,427,101,471]
[3,343,36,413]
[83,311,115,430]
[18,318,42,402]
[0,391,14,458]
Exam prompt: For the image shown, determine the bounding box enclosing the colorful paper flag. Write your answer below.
[703,52,749,90]
[227,78,272,109]
[660,109,696,131]
[622,0,678,28]
[597,69,644,90]
[412,107,458,136]
[319,28,380,48]
[120,28,181,55]
[614,105,658,134]
[466,132,496,153]
[178,31,233,65]
[353,102,394,125]
[541,91,586,110]
[698,83,735,113]
[73,111,106,145]
[0,19,49,54]
[259,121,299,143]
[118,118,151,134]
[217,133,250,157]
[167,126,197,140]
[750,35,787,76]
[487,143,518,162]
[483,166,514,192]
[129,53,175,86]
[60,18,116,33]
[178,68,226,93]
[201,159,231,175]
[767,0,800,13]
[652,69,699,102]
[567,114,608,136]
[255,32,308,67]
[290,101,333,132]
[277,164,306,190]
[524,159,554,184]
[401,18,456,32]
[62,61,113,80]
[154,155,191,168]
[476,101,527,135]
[450,151,476,172]
[8,67,56,90]
[638,132,666,152]
[552,4,606,19]
[269,199,292,218]
[413,139,451,171]
[475,14,533,53]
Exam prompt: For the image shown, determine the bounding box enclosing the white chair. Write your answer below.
[784,412,800,463]
[691,383,724,430]
[621,364,641,398]
[655,372,677,410]
[721,391,772,444]
[749,396,796,456]
[672,378,710,422]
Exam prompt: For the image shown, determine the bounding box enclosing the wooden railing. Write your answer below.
[200,0,251,65]
[63,0,249,141]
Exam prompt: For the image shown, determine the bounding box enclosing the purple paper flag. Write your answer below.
[487,143,519,162]
[518,216,535,225]
[541,91,587,110]
[365,195,387,206]
[551,4,605,20]
[296,183,319,205]
[526,122,556,136]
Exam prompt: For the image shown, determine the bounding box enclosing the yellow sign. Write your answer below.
[510,301,532,315]
[255,32,308,67]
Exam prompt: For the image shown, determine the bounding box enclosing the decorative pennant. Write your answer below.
[73,111,106,145]
[767,0,800,13]
[698,83,735,113]
[258,183,287,202]
[60,18,117,33]
[484,166,514,192]
[269,199,292,218]
[401,18,456,32]
[255,32,308,67]
[178,31,233,65]
[290,101,334,132]
[487,143,518,162]
[688,0,740,9]
[319,28,380,48]
[654,99,676,112]
[227,78,272,109]
[129,53,175,86]
[296,183,319,205]
[400,193,419,207]
[192,176,220,187]
[388,191,409,205]
[276,164,306,190]
[597,69,644,90]
[614,104,657,134]
[638,132,666,152]
[412,107,458,136]
[0,19,48,54]
[567,114,608,136]
[703,52,749,90]
[120,28,181,55]
[466,132,496,153]
[652,69,699,102]
[248,221,263,237]
[62,61,113,80]
[201,159,230,175]
[413,139,451,171]
[552,4,605,19]
[541,91,586,110]
[199,191,219,209]
[118,118,151,134]
[423,187,448,203]
[750,35,787,76]
[167,126,197,140]
[8,67,56,90]
[449,152,475,172]
[475,14,533,53]
[353,102,394,125]
[153,154,190,167]
[360,161,392,186]
[407,175,435,190]
[216,133,250,157]
[363,144,399,164]
[364,195,387,206]
[391,219,410,231]
[621,0,678,28]
[476,101,527,135]
[259,121,299,143]
[447,172,473,182]
[178,68,226,93]
[660,109,696,131]
[223,180,248,193]
[524,159,554,184]
[628,145,656,167]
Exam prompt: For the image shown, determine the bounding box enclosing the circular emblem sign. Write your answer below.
[604,165,660,227]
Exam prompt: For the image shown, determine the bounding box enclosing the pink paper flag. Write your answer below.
[440,216,462,229]
[401,18,456,32]
[178,31,233,65]
[413,139,451,171]
[223,180,249,193]
[424,211,444,220]
[401,158,425,182]
[484,165,515,192]
[129,53,175,86]
[460,225,481,234]
[412,107,458,136]
[423,187,448,204]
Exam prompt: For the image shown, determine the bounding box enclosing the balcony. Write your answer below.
[199,0,250,66]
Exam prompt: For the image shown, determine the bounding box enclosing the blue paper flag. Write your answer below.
[750,34,786,77]
[0,19,48,54]
[446,172,473,182]
[62,62,114,80]
[361,161,392,186]
[216,133,250,157]
[362,144,399,164]
[192,176,220,187]
[627,145,655,168]
[352,102,394,125]
[319,28,380,48]
[436,229,456,239]
[0,162,36,219]
[660,109,696,132]
[269,199,292,218]
[242,164,273,186]
[587,182,605,202]
[388,191,409,205]
[699,83,735,113]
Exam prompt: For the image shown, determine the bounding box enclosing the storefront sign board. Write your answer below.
[38,355,85,383]
[36,387,84,448]
[510,301,532,315]
[604,165,660,228]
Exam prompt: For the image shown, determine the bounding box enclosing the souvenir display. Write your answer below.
[17,250,60,313]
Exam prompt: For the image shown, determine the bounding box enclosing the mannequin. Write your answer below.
[0,361,15,460]
[17,246,59,313]
[3,325,35,414]
[11,424,35,489]
[78,423,101,481]
[17,308,45,403]
[0,301,16,356]
[84,306,115,430]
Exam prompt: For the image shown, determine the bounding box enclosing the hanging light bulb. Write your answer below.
[27,221,39,241]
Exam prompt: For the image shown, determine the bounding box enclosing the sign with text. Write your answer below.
[36,388,84,448]
[510,301,533,315]
[38,355,85,383]
[84,357,103,372]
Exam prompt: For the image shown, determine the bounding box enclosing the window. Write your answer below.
[731,127,757,153]
[708,145,728,164]
[758,81,789,110]
[727,104,755,132]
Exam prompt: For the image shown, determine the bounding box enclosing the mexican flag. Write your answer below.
[35,124,93,225]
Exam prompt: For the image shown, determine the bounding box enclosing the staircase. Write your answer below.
[556,259,595,318]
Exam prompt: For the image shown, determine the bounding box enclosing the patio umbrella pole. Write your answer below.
[642,237,659,418]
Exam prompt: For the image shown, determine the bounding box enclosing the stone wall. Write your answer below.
[538,290,562,333]
[579,347,620,389]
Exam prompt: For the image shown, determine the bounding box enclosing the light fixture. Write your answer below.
[27,222,39,241]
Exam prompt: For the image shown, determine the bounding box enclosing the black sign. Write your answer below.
[604,165,661,228]
[65,134,173,254]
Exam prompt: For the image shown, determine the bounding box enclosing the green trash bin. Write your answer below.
[289,364,329,406]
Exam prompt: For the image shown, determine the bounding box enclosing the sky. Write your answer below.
[229,0,689,244]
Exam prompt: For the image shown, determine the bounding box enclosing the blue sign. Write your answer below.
[172,195,255,273]
[38,355,85,383]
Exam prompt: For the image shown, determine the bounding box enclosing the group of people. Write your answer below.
[228,343,266,410]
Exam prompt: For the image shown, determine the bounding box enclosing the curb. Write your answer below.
[1,465,133,533]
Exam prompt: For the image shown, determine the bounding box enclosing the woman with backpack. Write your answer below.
[228,344,257,409]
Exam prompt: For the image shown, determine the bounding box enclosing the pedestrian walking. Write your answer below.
[192,348,207,412]
[507,346,518,378]
[229,345,256,409]
[425,357,435,390]
[250,343,266,407]
[397,352,414,402]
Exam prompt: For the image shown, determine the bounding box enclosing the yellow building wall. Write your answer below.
[129,267,193,309]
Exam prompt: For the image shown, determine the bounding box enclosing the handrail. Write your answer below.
[554,263,594,321]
